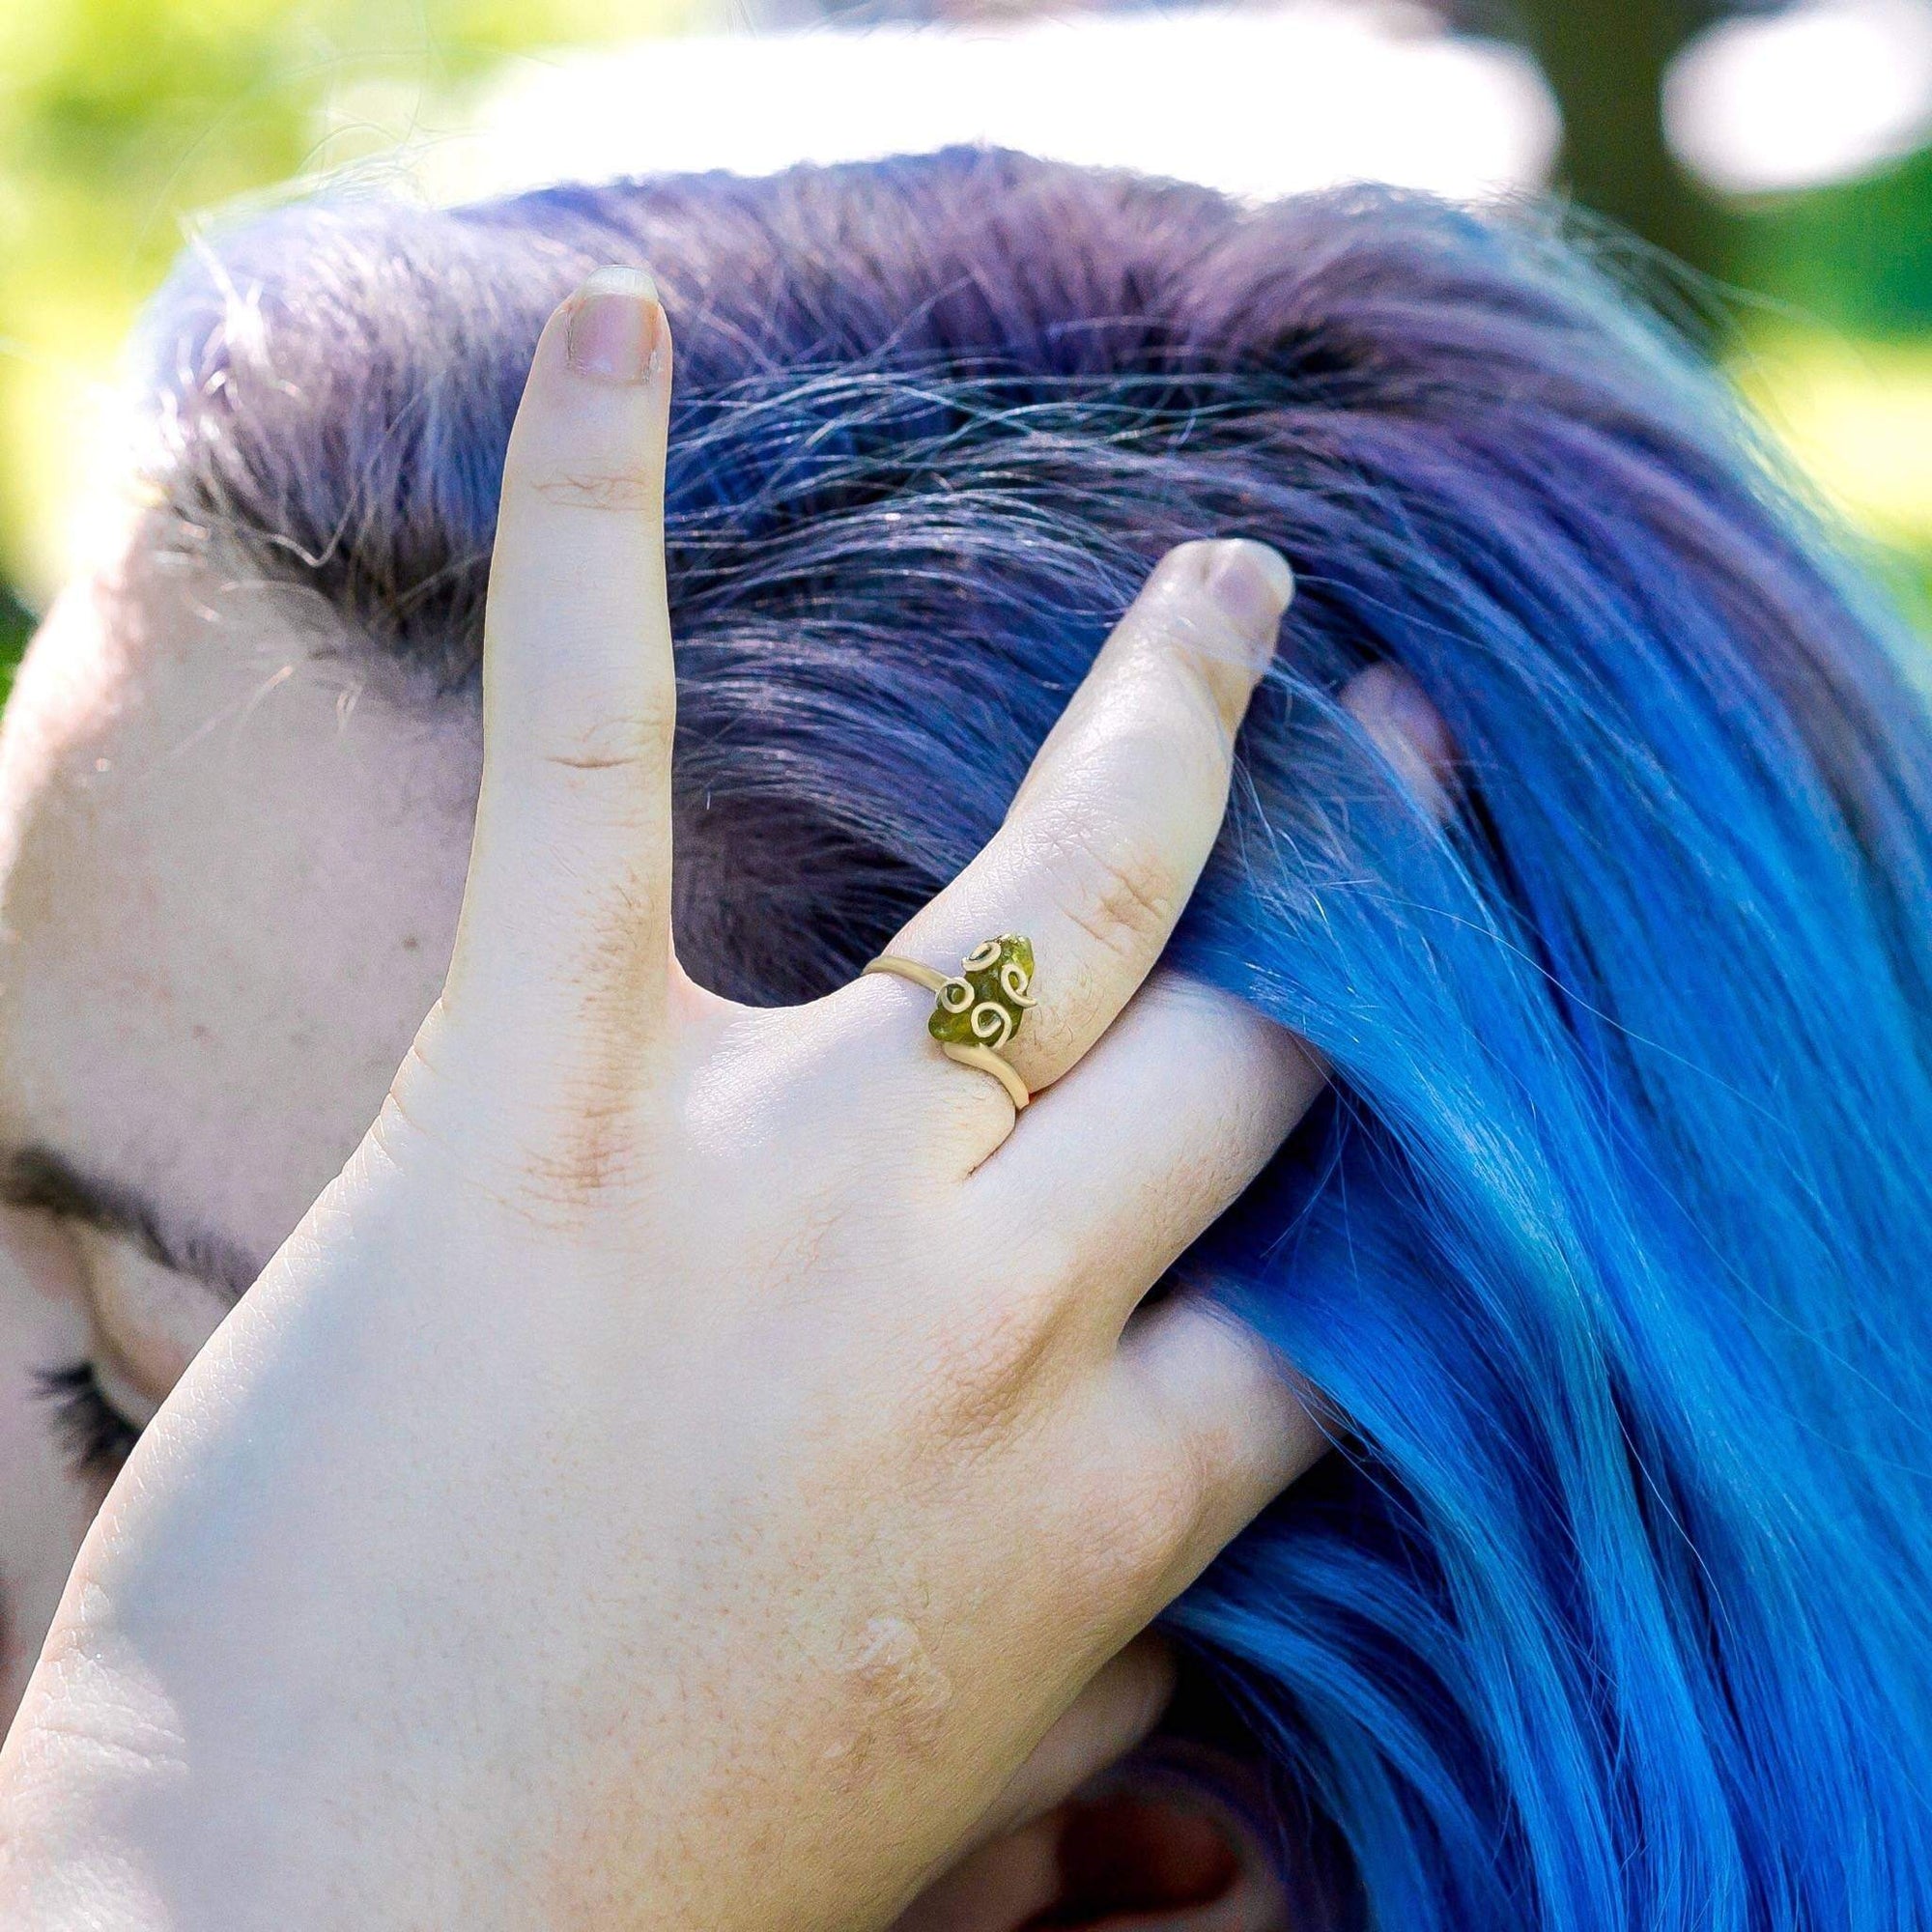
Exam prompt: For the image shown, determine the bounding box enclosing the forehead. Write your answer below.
[0,517,480,1267]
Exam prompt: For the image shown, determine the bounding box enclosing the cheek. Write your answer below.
[0,1210,107,1721]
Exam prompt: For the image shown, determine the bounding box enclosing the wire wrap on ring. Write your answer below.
[864,934,1037,1109]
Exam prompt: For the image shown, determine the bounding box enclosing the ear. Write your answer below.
[894,1744,1290,1932]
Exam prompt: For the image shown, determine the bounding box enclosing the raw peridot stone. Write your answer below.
[928,933,1037,1051]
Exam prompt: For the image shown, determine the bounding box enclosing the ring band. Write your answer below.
[865,934,1037,1110]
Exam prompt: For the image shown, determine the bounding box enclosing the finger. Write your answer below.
[857,540,1292,1108]
[964,1634,1177,1852]
[1342,659,1460,819]
[990,661,1458,1328]
[440,266,679,1075]
[1113,1295,1328,1590]
[881,1640,1176,1930]
[1084,662,1457,1581]
[979,971,1323,1337]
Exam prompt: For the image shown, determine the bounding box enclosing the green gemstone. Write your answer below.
[928,933,1036,1048]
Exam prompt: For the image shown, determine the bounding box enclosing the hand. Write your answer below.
[0,268,1443,1931]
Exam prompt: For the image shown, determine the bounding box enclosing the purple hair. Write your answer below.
[138,149,1932,1929]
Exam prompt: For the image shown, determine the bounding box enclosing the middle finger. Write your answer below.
[860,539,1293,1104]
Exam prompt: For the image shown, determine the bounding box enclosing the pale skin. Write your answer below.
[0,268,1453,1926]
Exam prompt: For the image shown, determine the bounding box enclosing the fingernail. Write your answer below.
[1342,662,1459,817]
[1377,664,1457,783]
[1205,541,1295,667]
[566,266,662,384]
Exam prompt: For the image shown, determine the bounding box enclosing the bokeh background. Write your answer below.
[3,0,1929,678]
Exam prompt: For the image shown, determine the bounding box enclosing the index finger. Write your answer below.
[438,267,680,1087]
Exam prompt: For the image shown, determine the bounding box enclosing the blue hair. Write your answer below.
[140,148,1932,1928]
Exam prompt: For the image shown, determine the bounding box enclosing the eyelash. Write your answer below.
[34,1360,142,1481]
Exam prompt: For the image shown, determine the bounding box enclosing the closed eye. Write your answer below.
[34,1359,142,1482]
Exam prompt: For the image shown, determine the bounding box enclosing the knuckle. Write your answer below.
[1063,1450,1207,1605]
[1113,1446,1212,1589]
[1038,812,1184,964]
[499,1079,649,1228]
[529,467,660,516]
[540,699,675,777]
[922,1293,1063,1448]
[851,1007,1015,1160]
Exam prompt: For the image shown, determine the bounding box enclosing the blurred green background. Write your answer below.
[0,0,693,674]
[3,0,1930,680]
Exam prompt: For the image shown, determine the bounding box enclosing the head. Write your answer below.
[4,148,1932,1929]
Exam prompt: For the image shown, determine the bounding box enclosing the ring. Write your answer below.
[864,934,1037,1110]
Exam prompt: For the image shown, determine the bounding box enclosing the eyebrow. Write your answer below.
[0,1145,260,1306]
